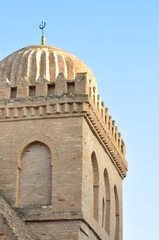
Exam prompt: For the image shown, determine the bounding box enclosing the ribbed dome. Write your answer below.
[0,45,97,89]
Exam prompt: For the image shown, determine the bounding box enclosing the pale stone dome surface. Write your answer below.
[0,45,97,89]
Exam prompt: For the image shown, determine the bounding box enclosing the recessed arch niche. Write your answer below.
[104,168,111,234]
[114,185,120,240]
[91,151,99,221]
[17,141,52,207]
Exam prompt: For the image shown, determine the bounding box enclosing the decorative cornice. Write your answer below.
[0,95,127,178]
[0,102,87,120]
[85,104,127,178]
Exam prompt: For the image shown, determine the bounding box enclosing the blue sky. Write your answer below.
[0,1,159,239]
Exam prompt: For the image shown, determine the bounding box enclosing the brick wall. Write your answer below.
[82,118,123,240]
[0,117,83,214]
[0,214,17,240]
[0,194,39,240]
[27,220,80,240]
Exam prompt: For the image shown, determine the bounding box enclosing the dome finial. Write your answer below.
[39,21,46,45]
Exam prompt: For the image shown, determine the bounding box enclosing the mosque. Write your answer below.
[0,31,128,239]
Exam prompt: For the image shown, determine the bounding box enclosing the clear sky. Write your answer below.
[0,1,158,239]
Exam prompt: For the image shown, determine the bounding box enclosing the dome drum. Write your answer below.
[0,71,89,99]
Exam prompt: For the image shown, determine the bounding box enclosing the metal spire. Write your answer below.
[39,21,46,45]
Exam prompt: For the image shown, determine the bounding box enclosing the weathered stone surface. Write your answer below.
[0,194,39,240]
[0,214,17,240]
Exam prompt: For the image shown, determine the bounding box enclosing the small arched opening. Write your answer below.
[104,168,111,234]
[91,151,99,221]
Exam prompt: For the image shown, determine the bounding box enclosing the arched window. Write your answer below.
[104,168,111,234]
[91,152,99,221]
[114,185,119,240]
[17,141,52,207]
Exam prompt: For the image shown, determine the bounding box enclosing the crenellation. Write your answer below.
[101,107,104,119]
[97,95,101,111]
[97,94,100,101]
[93,87,96,93]
[0,80,11,99]
[17,85,28,98]
[55,73,67,94]
[101,102,105,119]
[16,78,29,98]
[121,141,126,157]
[105,108,109,126]
[115,126,118,144]
[89,87,92,97]
[93,93,96,104]
[87,84,127,159]
[0,87,126,164]
[118,133,121,149]
[85,82,126,160]
[36,76,48,96]
[112,120,116,137]
[108,115,112,131]
[75,72,88,94]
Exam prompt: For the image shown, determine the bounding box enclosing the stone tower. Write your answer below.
[0,45,128,240]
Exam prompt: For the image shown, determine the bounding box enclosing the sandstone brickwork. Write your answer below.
[0,45,128,240]
[0,193,39,240]
[0,214,17,240]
